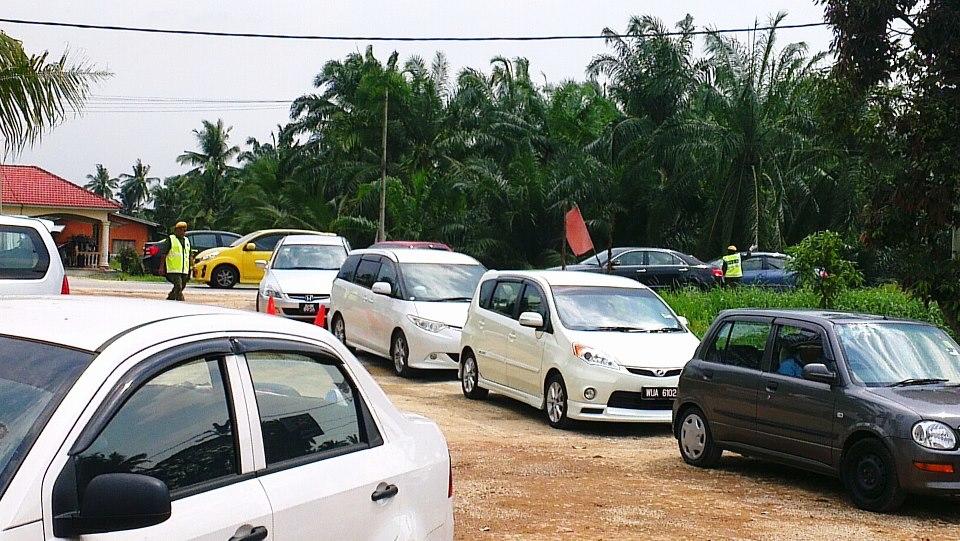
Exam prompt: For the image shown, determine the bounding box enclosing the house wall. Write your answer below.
[109,218,151,253]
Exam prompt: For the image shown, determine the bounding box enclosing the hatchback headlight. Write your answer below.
[912,420,958,450]
[196,250,221,262]
[572,343,623,372]
[408,315,447,333]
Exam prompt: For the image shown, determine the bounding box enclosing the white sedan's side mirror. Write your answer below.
[255,259,268,269]
[519,311,544,329]
[677,316,689,327]
[372,281,392,296]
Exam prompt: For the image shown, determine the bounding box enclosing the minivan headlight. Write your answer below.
[912,420,958,450]
[408,315,447,333]
[264,287,282,299]
[572,343,623,372]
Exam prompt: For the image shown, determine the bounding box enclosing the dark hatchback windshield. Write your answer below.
[837,323,960,386]
[272,244,347,270]
[401,263,485,301]
[0,337,92,498]
[552,286,683,331]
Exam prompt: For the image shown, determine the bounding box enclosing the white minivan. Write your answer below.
[0,215,68,295]
[459,270,700,428]
[329,249,486,377]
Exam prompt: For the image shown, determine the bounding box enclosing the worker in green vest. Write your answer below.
[721,245,743,287]
[159,221,191,301]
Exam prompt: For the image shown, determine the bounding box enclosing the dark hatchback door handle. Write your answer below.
[371,482,399,502]
[702,369,714,381]
[229,526,268,541]
[765,381,779,392]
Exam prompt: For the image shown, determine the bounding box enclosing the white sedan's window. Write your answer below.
[246,352,364,466]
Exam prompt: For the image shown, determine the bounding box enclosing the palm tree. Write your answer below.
[119,159,159,214]
[84,164,118,199]
[0,31,108,157]
[177,119,240,227]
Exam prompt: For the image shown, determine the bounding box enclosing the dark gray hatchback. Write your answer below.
[673,309,960,512]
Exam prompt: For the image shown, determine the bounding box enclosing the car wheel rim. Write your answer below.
[681,414,707,459]
[546,381,565,423]
[855,454,886,496]
[393,336,407,373]
[216,269,233,287]
[333,318,345,343]
[463,358,476,393]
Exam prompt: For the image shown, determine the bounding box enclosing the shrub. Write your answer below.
[786,230,863,308]
[115,246,145,275]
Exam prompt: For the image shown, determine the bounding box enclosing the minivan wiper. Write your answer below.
[647,327,685,333]
[591,326,651,332]
[888,378,949,387]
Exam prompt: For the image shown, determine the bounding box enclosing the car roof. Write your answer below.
[234,229,335,244]
[0,296,241,352]
[715,308,921,326]
[281,234,346,246]
[370,240,451,250]
[485,270,649,289]
[351,248,480,265]
[187,230,240,236]
[0,214,49,231]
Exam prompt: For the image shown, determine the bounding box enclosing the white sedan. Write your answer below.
[0,297,453,540]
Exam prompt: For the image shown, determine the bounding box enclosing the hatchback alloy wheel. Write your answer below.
[392,332,412,378]
[544,375,569,429]
[332,315,346,344]
[213,265,238,288]
[460,353,488,400]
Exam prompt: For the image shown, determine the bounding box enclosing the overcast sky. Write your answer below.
[3,1,834,185]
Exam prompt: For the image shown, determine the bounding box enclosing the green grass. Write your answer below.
[661,285,947,338]
[94,272,167,283]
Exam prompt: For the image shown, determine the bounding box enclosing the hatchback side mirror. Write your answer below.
[371,281,392,296]
[244,242,258,252]
[519,311,544,329]
[54,473,171,536]
[802,363,838,385]
[255,259,268,269]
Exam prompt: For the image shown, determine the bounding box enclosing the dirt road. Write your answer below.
[74,283,960,540]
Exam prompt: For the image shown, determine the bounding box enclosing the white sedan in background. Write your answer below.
[255,234,351,323]
[459,270,700,428]
[0,297,453,540]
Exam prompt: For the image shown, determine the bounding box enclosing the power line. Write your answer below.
[0,17,830,42]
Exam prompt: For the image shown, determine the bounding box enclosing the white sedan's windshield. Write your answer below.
[401,263,485,302]
[552,286,682,332]
[837,323,960,386]
[272,244,346,270]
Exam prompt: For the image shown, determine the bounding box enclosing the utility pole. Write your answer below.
[377,88,388,243]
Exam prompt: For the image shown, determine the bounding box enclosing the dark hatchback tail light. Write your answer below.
[60,276,70,295]
[711,267,723,278]
[144,244,160,257]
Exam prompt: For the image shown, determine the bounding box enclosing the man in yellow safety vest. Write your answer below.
[721,245,743,287]
[159,221,191,301]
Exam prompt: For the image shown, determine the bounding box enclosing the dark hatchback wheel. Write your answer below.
[842,438,905,512]
[677,407,722,467]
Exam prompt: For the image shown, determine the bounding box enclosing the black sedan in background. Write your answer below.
[559,247,720,289]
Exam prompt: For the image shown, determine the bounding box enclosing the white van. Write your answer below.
[0,215,68,295]
[329,248,486,377]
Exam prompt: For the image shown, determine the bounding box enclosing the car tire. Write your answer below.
[391,331,413,378]
[255,292,262,313]
[461,352,488,400]
[211,264,238,289]
[331,313,348,345]
[842,438,906,512]
[544,373,571,429]
[677,407,723,467]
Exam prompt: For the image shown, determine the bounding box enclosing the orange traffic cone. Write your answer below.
[265,296,278,316]
[313,304,327,328]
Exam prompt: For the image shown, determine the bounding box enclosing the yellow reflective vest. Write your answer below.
[722,253,743,278]
[165,234,191,274]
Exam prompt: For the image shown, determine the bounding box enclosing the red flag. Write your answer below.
[565,205,594,256]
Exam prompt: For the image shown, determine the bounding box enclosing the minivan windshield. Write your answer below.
[401,263,485,302]
[272,244,347,270]
[0,337,93,498]
[552,286,683,332]
[837,323,960,386]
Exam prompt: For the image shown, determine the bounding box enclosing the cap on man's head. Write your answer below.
[175,221,188,229]
[727,245,737,252]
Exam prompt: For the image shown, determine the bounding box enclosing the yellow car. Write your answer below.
[192,229,337,288]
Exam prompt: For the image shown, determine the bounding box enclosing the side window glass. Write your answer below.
[189,233,218,251]
[75,358,237,495]
[647,251,676,266]
[704,322,733,363]
[490,281,522,319]
[375,260,399,296]
[246,352,374,466]
[614,251,644,266]
[336,255,360,282]
[0,225,51,279]
[742,257,763,272]
[478,279,496,309]
[220,233,241,247]
[354,258,381,288]
[519,284,547,320]
[722,321,772,370]
[254,234,284,252]
[766,257,785,270]
[771,325,826,378]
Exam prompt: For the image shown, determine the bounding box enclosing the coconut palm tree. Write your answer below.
[176,119,241,228]
[84,164,118,200]
[0,31,108,157]
[119,159,159,215]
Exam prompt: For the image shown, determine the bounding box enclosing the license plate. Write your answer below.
[641,387,677,400]
[300,303,317,314]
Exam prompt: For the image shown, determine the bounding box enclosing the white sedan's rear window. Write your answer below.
[0,225,50,279]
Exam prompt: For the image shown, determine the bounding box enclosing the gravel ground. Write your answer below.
[74,283,960,540]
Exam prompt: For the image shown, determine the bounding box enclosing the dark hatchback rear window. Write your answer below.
[0,337,93,498]
[0,225,51,279]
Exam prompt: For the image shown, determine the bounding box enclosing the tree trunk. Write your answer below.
[377,89,389,243]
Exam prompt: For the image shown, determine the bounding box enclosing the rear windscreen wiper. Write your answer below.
[888,378,949,387]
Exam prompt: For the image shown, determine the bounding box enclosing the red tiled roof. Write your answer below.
[0,165,121,210]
